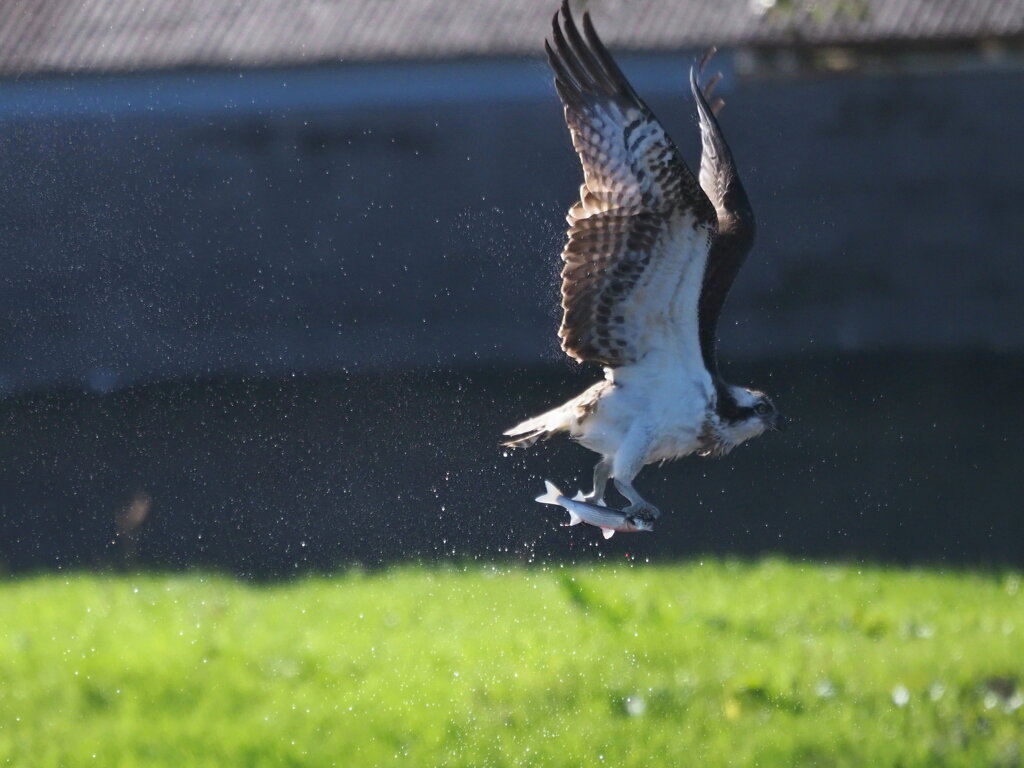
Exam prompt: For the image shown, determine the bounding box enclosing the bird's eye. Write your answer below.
[754,402,771,416]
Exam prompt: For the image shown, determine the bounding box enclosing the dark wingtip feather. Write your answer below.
[580,9,640,101]
[698,46,718,74]
[688,63,701,99]
[704,72,723,98]
[690,59,720,128]
[547,0,632,103]
[692,48,727,117]
[550,4,593,91]
[559,1,611,94]
[544,39,565,80]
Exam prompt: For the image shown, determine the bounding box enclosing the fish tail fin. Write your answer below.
[535,480,563,506]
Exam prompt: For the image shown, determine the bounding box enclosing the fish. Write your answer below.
[535,480,655,539]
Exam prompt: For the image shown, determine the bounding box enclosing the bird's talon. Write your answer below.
[623,502,661,522]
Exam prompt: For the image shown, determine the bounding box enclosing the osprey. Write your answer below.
[503,2,784,521]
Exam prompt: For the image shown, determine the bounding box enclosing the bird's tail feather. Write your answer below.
[501,405,572,448]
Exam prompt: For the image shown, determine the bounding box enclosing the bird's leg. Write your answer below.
[583,457,611,507]
[611,432,661,520]
[614,479,662,521]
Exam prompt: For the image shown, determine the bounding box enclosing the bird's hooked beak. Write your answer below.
[770,413,787,432]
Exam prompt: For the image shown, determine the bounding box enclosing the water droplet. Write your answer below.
[892,685,910,707]
[624,695,646,716]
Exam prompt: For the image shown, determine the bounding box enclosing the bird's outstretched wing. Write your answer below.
[546,0,716,369]
[688,50,756,376]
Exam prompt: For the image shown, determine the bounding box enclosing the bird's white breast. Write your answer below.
[575,353,713,465]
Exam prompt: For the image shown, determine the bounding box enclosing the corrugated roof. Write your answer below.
[0,0,1021,76]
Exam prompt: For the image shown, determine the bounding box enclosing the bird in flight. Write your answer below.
[504,1,784,522]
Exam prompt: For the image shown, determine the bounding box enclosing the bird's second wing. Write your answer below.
[547,2,716,369]
[688,51,756,376]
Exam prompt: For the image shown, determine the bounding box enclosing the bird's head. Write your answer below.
[714,384,785,452]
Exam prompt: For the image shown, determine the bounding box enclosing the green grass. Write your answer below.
[0,559,1021,767]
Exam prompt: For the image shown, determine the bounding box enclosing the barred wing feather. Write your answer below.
[546,1,716,369]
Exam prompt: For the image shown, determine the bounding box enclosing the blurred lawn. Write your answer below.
[0,559,1021,767]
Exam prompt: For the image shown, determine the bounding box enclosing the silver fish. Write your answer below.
[535,480,655,539]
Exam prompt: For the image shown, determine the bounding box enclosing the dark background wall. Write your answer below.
[0,56,1021,574]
